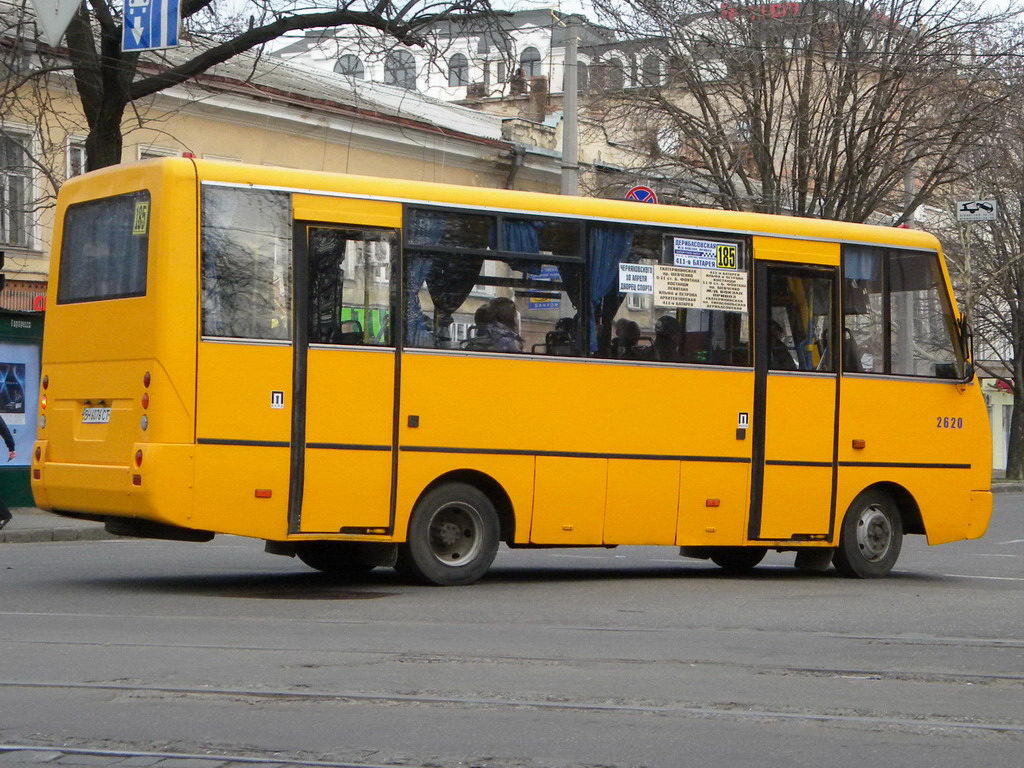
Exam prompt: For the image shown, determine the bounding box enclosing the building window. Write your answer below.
[641,54,661,87]
[448,53,469,87]
[139,145,178,160]
[577,62,589,92]
[334,54,365,79]
[606,57,626,90]
[384,50,417,90]
[67,140,87,178]
[1,131,32,248]
[520,47,542,79]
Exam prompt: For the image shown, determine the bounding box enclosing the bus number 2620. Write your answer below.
[936,416,963,429]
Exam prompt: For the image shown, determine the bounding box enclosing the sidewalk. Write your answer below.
[0,508,115,544]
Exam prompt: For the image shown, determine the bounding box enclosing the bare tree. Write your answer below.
[587,0,1022,223]
[938,92,1024,478]
[3,0,499,171]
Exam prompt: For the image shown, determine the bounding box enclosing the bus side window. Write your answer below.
[201,187,292,341]
[889,250,963,379]
[843,246,884,374]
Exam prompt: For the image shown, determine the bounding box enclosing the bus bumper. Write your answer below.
[31,441,195,527]
[965,490,993,540]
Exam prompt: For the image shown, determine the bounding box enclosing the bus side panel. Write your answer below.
[837,377,991,545]
[192,342,292,539]
[676,462,750,546]
[393,452,535,544]
[397,354,753,547]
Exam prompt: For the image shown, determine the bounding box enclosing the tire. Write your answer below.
[396,482,500,586]
[296,541,377,577]
[709,546,767,572]
[833,488,903,578]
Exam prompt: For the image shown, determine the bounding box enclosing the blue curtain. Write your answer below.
[404,210,448,347]
[845,246,879,281]
[588,224,634,353]
[504,219,542,274]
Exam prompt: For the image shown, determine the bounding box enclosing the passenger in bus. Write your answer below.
[463,304,497,350]
[654,315,682,362]
[611,318,642,359]
[770,320,798,370]
[545,317,578,356]
[485,297,524,352]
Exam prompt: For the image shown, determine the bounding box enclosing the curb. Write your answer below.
[992,483,1024,494]
[0,526,118,544]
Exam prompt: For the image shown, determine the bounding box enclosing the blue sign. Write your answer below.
[122,0,180,52]
[528,265,561,310]
[626,186,658,204]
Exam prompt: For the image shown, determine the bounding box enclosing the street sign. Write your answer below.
[626,186,658,204]
[956,199,997,222]
[30,0,82,47]
[122,0,180,52]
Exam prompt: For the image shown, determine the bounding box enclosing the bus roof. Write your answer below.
[72,157,944,253]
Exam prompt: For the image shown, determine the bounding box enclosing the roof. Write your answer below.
[120,157,944,254]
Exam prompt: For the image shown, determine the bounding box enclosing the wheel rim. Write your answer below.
[855,504,893,562]
[427,502,483,568]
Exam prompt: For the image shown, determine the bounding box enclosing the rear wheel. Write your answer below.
[396,482,500,586]
[833,489,903,578]
[709,546,767,572]
[296,541,376,577]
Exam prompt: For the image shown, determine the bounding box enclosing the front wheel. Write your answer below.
[396,482,500,586]
[709,546,767,572]
[833,489,903,578]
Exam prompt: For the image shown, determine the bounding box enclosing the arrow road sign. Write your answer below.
[122,0,180,52]
[956,199,997,223]
[30,0,83,47]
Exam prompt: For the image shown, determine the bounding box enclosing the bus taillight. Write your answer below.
[134,450,143,467]
[141,393,149,409]
[42,375,48,390]
[143,371,151,388]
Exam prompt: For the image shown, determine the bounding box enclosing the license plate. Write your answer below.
[81,407,112,424]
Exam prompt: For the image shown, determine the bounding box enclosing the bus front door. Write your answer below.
[290,196,401,534]
[751,260,839,541]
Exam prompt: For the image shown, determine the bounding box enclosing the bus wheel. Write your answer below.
[833,489,903,579]
[396,482,499,586]
[296,542,376,577]
[710,547,766,572]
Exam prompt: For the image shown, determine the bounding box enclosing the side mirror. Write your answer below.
[957,316,974,383]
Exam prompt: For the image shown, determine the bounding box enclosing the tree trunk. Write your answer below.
[84,101,127,171]
[1006,387,1024,481]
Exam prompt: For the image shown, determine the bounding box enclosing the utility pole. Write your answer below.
[560,16,579,196]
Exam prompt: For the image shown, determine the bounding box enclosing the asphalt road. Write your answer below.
[1,495,1022,768]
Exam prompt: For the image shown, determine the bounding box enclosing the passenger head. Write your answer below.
[655,315,681,339]
[489,297,518,330]
[555,317,575,335]
[474,303,496,327]
[615,318,641,345]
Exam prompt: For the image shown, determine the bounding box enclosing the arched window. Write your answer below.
[448,53,469,87]
[334,54,365,79]
[641,54,661,87]
[384,50,417,90]
[606,57,625,90]
[520,46,542,79]
[577,62,589,92]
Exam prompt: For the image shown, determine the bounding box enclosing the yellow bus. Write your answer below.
[32,159,991,585]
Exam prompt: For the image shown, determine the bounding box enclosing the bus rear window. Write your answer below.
[57,191,150,304]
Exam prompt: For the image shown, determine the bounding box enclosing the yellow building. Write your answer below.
[0,46,562,310]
